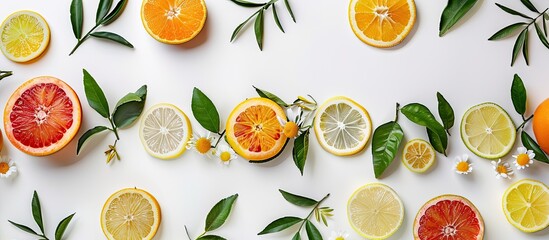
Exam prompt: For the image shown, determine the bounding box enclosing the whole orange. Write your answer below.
[533,98,549,154]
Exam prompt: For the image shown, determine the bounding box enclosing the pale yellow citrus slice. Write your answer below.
[402,139,436,173]
[0,10,50,62]
[502,179,549,233]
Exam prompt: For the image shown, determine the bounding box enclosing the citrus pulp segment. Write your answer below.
[3,76,81,156]
[402,139,435,173]
[502,179,549,233]
[314,96,372,156]
[460,102,516,159]
[101,188,161,240]
[533,98,549,154]
[414,194,484,240]
[348,0,416,48]
[140,103,192,159]
[0,10,50,62]
[347,183,404,239]
[141,0,207,44]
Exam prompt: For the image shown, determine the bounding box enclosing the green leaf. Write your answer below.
[197,235,226,240]
[523,28,529,65]
[495,3,533,19]
[543,16,548,36]
[284,0,296,22]
[229,0,265,7]
[488,22,527,40]
[292,232,301,240]
[305,220,323,240]
[77,126,109,154]
[191,87,220,133]
[55,213,75,240]
[293,129,309,175]
[70,0,83,39]
[437,92,454,133]
[511,74,527,116]
[113,85,147,129]
[8,220,40,236]
[427,128,446,155]
[512,29,528,66]
[83,69,110,118]
[258,216,302,235]
[102,0,127,25]
[272,4,285,33]
[0,70,13,81]
[254,9,264,50]
[400,103,448,151]
[253,86,289,107]
[279,189,317,207]
[372,121,404,178]
[205,194,238,232]
[534,22,549,49]
[439,0,479,36]
[520,0,539,13]
[90,31,134,48]
[230,11,260,42]
[32,191,44,234]
[521,131,549,163]
[96,0,113,24]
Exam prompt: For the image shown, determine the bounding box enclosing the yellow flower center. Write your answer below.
[195,137,212,154]
[517,153,530,166]
[283,121,299,138]
[456,161,469,172]
[496,165,508,174]
[335,237,345,240]
[0,162,9,174]
[220,151,231,162]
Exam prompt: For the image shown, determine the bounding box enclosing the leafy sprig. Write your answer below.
[69,0,132,55]
[8,191,75,240]
[0,70,13,81]
[489,1,549,66]
[185,194,238,240]
[259,190,332,240]
[439,0,480,36]
[77,69,147,163]
[229,0,296,50]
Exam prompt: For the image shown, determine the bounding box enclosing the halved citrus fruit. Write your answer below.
[139,103,192,159]
[141,0,207,44]
[402,139,435,173]
[4,76,81,156]
[461,102,516,159]
[348,183,404,239]
[414,194,484,240]
[226,98,287,162]
[502,179,549,233]
[349,0,416,48]
[101,188,161,240]
[0,10,50,62]
[533,98,549,154]
[314,96,372,156]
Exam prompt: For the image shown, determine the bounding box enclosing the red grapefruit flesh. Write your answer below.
[414,194,484,240]
[4,76,82,156]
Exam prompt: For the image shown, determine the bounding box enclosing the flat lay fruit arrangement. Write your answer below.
[1,0,549,240]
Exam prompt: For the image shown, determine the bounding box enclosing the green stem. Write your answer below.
[184,226,192,240]
[394,102,400,122]
[196,231,207,239]
[69,24,101,55]
[108,118,120,140]
[526,8,549,28]
[296,193,330,233]
[0,70,13,81]
[516,114,534,131]
[213,130,226,148]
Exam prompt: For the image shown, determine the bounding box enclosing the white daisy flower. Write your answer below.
[512,147,535,170]
[0,156,17,179]
[453,154,473,175]
[329,230,349,240]
[492,159,514,179]
[277,106,306,138]
[186,131,215,158]
[214,144,237,165]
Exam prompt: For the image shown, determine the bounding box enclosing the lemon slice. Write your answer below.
[348,183,404,239]
[0,10,50,62]
[402,139,436,173]
[460,102,516,159]
[314,96,372,156]
[502,179,549,233]
[101,188,161,240]
[140,103,192,159]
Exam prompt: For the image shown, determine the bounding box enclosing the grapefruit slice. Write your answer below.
[414,194,484,240]
[226,98,288,162]
[4,76,82,156]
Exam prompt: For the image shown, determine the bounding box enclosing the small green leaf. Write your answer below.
[258,216,302,235]
[543,16,548,36]
[495,3,533,19]
[254,9,264,50]
[70,0,83,39]
[305,220,323,240]
[230,11,260,42]
[437,92,454,133]
[96,0,113,24]
[229,0,265,7]
[534,22,549,49]
[512,29,528,66]
[90,31,134,48]
[523,28,529,65]
[427,128,446,156]
[0,70,13,81]
[279,189,317,207]
[192,87,220,133]
[102,0,127,25]
[520,0,539,13]
[511,74,527,116]
[439,0,479,36]
[112,85,147,129]
[83,69,110,118]
[55,213,75,240]
[521,131,549,163]
[293,129,309,175]
[197,235,226,240]
[372,121,404,178]
[284,0,296,22]
[253,86,289,106]
[488,23,527,40]
[205,194,238,232]
[32,191,44,234]
[400,103,448,152]
[8,220,40,236]
[272,4,285,33]
[292,232,301,240]
[77,126,109,154]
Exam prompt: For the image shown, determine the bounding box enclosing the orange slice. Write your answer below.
[226,98,288,162]
[141,0,207,44]
[349,0,416,48]
[402,139,436,173]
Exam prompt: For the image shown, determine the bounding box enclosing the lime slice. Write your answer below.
[347,183,404,239]
[502,179,549,233]
[460,102,516,159]
[139,103,192,159]
[402,139,436,173]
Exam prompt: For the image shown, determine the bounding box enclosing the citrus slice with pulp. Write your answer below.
[4,76,81,156]
[139,103,192,160]
[348,0,416,48]
[314,96,372,156]
[0,10,50,62]
[226,98,287,162]
[141,0,207,44]
[502,179,549,232]
[460,102,516,159]
[101,188,161,240]
[402,139,435,173]
[347,183,404,239]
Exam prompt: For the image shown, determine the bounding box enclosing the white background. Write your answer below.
[1,0,549,239]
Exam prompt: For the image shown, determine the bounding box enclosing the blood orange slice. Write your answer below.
[226,98,288,162]
[414,194,484,240]
[4,76,82,156]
